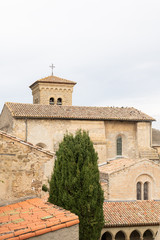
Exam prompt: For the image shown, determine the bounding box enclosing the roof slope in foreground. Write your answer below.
[103,200,160,227]
[30,75,77,88]
[0,198,79,240]
[5,102,155,121]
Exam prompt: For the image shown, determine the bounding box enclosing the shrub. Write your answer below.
[49,130,104,240]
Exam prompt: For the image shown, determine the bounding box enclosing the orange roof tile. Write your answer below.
[29,75,77,89]
[0,198,79,240]
[103,200,160,227]
[5,102,155,122]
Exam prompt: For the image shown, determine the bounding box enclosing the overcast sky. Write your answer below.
[0,0,160,128]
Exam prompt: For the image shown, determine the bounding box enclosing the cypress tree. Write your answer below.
[49,130,104,240]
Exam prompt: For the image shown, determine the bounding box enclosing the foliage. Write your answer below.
[42,184,49,192]
[49,130,104,240]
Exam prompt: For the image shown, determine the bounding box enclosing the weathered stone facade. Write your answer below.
[29,225,79,240]
[0,75,156,164]
[30,75,76,106]
[0,131,54,202]
[0,110,154,164]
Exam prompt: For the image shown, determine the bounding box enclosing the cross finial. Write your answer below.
[49,64,55,76]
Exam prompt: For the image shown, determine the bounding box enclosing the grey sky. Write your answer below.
[1,0,160,128]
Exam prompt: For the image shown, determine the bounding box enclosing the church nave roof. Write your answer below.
[5,102,155,121]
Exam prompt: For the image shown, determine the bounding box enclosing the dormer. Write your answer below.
[29,76,76,106]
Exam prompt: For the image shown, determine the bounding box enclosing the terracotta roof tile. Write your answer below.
[0,130,54,157]
[99,158,159,175]
[103,200,160,227]
[0,198,79,239]
[29,75,77,89]
[5,102,155,121]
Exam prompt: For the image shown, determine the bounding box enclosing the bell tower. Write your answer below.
[29,75,76,106]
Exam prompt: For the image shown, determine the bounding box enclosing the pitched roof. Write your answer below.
[0,198,79,240]
[29,75,77,88]
[103,200,160,227]
[0,130,54,156]
[99,158,154,175]
[5,102,155,121]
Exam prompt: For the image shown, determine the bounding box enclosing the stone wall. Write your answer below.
[105,121,138,159]
[11,118,107,164]
[31,82,74,106]
[0,133,54,202]
[137,122,151,150]
[0,109,153,164]
[0,104,13,132]
[29,224,79,240]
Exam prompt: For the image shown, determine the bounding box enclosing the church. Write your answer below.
[0,75,159,163]
[0,74,160,240]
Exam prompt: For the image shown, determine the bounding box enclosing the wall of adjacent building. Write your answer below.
[0,134,54,202]
[0,113,153,164]
[105,121,138,159]
[0,104,13,132]
[136,122,151,150]
[29,224,79,240]
[11,118,107,164]
[102,160,160,201]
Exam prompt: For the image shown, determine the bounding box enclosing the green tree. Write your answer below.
[49,130,104,240]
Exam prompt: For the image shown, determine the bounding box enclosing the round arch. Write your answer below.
[57,97,62,105]
[49,97,54,105]
[143,229,154,240]
[115,230,126,240]
[36,143,47,149]
[135,173,155,184]
[130,230,141,240]
[101,231,113,240]
[115,133,127,157]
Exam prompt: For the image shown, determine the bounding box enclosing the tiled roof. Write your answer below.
[99,158,147,175]
[103,200,160,227]
[0,130,54,156]
[0,198,79,240]
[5,102,155,121]
[29,75,77,88]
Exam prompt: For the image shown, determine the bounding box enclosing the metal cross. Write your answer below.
[49,64,55,76]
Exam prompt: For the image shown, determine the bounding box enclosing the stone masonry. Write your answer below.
[0,131,54,202]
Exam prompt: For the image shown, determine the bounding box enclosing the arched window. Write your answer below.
[136,181,150,200]
[137,182,142,200]
[115,231,125,240]
[117,137,122,155]
[130,230,141,240]
[143,230,154,240]
[144,182,149,200]
[49,97,54,105]
[57,98,62,105]
[101,232,112,240]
